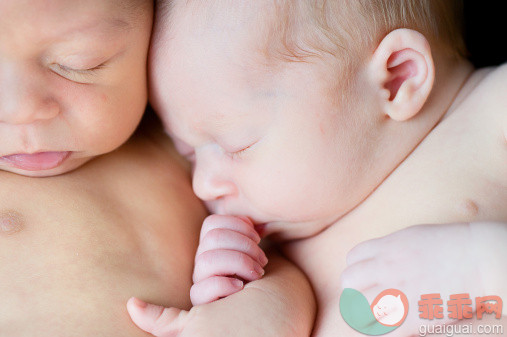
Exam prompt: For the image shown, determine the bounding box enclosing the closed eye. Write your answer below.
[60,62,106,73]
[228,141,257,159]
[49,62,107,83]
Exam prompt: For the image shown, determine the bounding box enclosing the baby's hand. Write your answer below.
[127,296,255,337]
[127,249,315,337]
[341,223,485,336]
[191,214,268,305]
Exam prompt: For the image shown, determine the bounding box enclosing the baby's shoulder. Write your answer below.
[487,63,507,141]
[458,63,507,140]
[482,62,507,81]
[485,63,507,144]
[473,63,507,120]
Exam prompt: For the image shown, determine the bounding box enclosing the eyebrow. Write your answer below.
[59,18,132,38]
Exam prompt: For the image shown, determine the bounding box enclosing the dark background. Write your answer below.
[463,1,507,67]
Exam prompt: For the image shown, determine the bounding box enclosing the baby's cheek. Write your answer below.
[243,163,330,220]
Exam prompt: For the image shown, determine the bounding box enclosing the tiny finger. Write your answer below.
[200,215,260,243]
[197,228,268,266]
[190,276,244,306]
[193,249,265,283]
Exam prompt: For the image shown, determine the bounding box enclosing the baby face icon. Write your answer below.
[371,289,409,327]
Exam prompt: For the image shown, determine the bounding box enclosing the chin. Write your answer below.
[268,217,341,241]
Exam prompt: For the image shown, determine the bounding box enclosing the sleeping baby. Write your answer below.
[129,1,506,336]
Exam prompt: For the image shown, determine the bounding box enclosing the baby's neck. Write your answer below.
[270,58,475,242]
[422,56,475,123]
[337,57,475,222]
[372,56,475,193]
[340,58,476,225]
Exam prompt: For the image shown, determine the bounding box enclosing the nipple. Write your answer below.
[0,210,24,235]
[458,199,479,219]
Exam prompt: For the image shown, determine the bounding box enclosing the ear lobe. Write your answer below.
[370,29,435,122]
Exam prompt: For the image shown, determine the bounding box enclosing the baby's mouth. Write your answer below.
[0,151,71,171]
[254,223,267,238]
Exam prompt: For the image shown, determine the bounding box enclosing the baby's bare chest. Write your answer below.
[0,165,202,336]
[0,180,137,333]
[287,101,506,336]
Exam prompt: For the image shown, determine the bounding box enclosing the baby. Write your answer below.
[129,0,506,336]
[0,0,213,336]
[1,1,313,335]
[0,0,150,177]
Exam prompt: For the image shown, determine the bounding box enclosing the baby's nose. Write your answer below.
[0,64,60,124]
[192,149,237,201]
[192,167,237,201]
[0,96,60,125]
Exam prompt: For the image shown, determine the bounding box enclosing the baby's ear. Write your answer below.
[368,29,435,121]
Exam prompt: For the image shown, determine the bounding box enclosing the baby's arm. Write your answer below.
[469,222,507,302]
[342,222,507,337]
[127,251,316,337]
[127,215,316,337]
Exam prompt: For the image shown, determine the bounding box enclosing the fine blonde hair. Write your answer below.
[264,0,466,64]
[155,0,466,67]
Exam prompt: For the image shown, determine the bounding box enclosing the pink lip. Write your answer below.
[0,151,71,171]
[254,223,267,238]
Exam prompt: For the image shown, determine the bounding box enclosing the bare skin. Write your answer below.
[282,65,507,336]
[133,2,506,335]
[0,121,208,337]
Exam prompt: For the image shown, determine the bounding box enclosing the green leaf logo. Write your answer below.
[340,288,409,335]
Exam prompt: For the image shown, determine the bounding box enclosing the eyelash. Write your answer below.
[51,62,106,82]
[175,141,257,161]
[228,143,255,159]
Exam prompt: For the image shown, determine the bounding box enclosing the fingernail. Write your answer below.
[132,297,148,309]
[254,264,265,276]
[252,231,261,244]
[232,279,244,288]
[259,253,268,266]
[236,216,253,225]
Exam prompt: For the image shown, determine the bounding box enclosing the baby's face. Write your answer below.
[152,3,380,239]
[0,0,152,177]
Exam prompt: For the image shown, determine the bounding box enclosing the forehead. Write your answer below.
[153,0,275,69]
[150,0,340,144]
[151,2,279,135]
[0,0,146,45]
